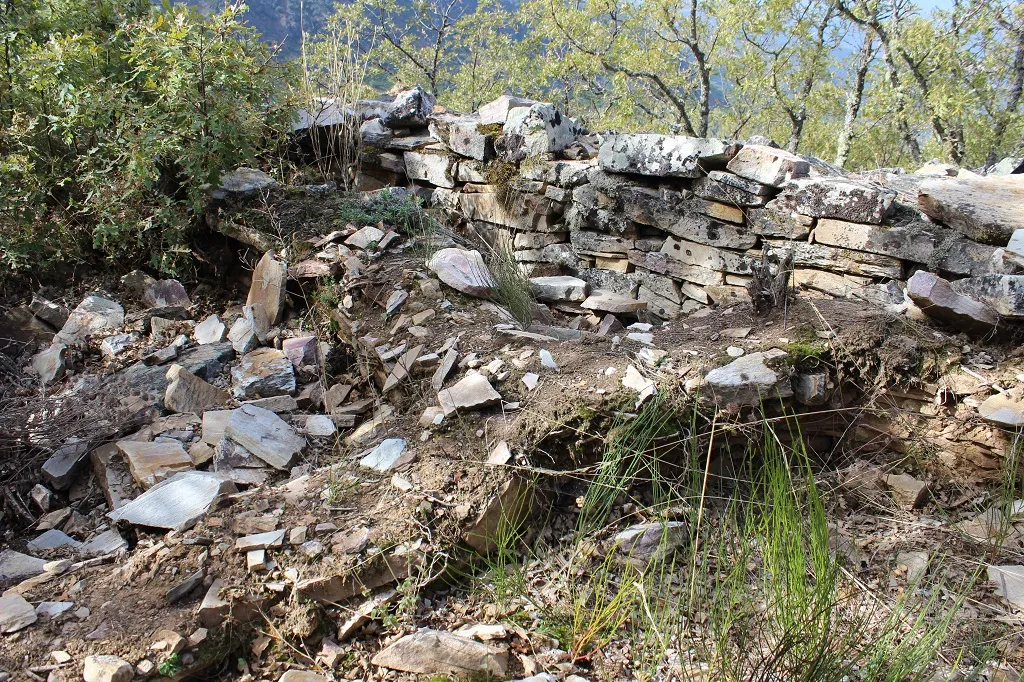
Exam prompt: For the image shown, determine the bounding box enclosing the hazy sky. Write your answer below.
[916,0,955,11]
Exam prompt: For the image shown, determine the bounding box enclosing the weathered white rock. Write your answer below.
[427,248,496,298]
[83,655,134,682]
[224,404,305,470]
[371,628,508,676]
[100,333,138,359]
[812,219,944,263]
[383,86,435,128]
[279,671,330,682]
[906,271,998,334]
[345,224,386,250]
[438,374,502,415]
[0,593,37,633]
[235,529,286,551]
[229,303,270,354]
[232,348,296,399]
[726,144,810,187]
[430,114,493,161]
[32,343,67,385]
[598,134,740,178]
[581,291,647,314]
[477,95,535,125]
[404,151,457,188]
[107,471,236,531]
[539,349,557,370]
[359,438,412,472]
[117,439,194,489]
[918,175,1024,245]
[497,103,579,159]
[247,251,287,325]
[360,118,392,146]
[950,275,1024,319]
[530,276,589,303]
[165,364,230,414]
[896,551,930,584]
[978,393,1024,428]
[703,350,793,405]
[305,415,337,437]
[212,167,277,200]
[35,601,74,619]
[612,521,687,561]
[194,315,226,344]
[783,177,895,225]
[622,365,657,405]
[55,295,125,346]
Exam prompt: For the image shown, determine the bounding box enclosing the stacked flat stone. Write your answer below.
[352,89,1024,322]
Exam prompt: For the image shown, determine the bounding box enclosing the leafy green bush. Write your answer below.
[0,0,295,278]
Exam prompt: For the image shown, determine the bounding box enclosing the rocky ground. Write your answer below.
[3,160,1024,681]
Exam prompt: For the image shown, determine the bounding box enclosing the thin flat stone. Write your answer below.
[107,471,237,531]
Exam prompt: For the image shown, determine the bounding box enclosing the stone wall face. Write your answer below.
[349,90,1024,327]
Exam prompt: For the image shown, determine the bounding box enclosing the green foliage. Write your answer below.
[485,237,535,328]
[312,0,1022,169]
[0,0,294,279]
[157,653,182,677]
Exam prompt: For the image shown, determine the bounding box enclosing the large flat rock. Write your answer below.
[107,471,236,531]
[598,134,740,178]
[726,144,809,187]
[121,343,234,398]
[117,440,194,489]
[918,175,1024,245]
[54,295,124,346]
[437,374,502,415]
[426,248,496,299]
[0,550,47,585]
[782,177,895,224]
[703,350,793,406]
[371,629,508,676]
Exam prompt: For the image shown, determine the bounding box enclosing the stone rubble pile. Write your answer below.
[333,87,1024,330]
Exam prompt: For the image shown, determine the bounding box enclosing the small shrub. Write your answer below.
[0,0,295,280]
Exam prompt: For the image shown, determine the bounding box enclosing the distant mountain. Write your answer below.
[183,0,333,58]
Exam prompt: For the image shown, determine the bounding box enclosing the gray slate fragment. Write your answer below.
[41,440,90,491]
[0,550,47,585]
[27,529,81,553]
[0,593,38,633]
[224,404,305,470]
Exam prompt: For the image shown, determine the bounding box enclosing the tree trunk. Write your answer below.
[835,32,873,168]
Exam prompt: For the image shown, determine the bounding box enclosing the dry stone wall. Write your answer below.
[339,88,1024,327]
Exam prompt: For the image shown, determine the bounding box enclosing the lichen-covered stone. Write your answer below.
[598,134,740,178]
